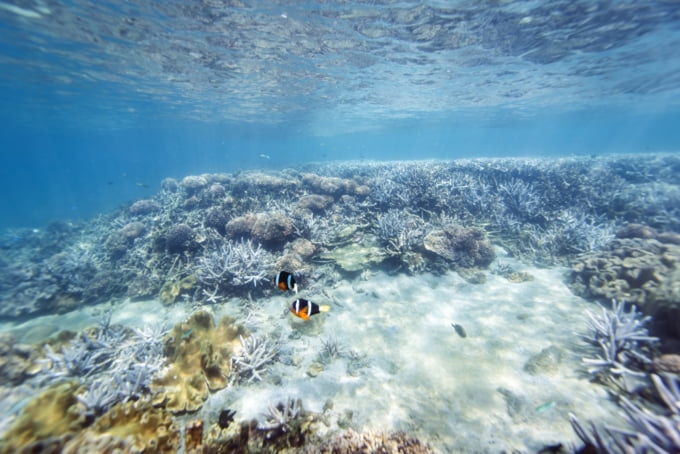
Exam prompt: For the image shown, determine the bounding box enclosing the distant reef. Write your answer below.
[0,154,678,320]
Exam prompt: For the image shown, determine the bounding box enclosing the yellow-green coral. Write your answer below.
[62,399,180,453]
[0,381,85,453]
[151,311,246,413]
[159,275,196,305]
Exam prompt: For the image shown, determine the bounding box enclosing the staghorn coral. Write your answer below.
[376,209,426,258]
[151,311,246,413]
[195,238,275,294]
[230,334,278,384]
[63,399,180,453]
[570,374,680,453]
[581,299,658,390]
[34,313,167,419]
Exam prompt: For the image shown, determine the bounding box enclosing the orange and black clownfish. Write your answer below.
[275,271,298,293]
[290,298,330,321]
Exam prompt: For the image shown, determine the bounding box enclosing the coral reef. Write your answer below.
[195,238,275,295]
[580,299,658,390]
[296,194,334,213]
[205,207,229,235]
[567,231,680,308]
[225,211,296,246]
[251,212,296,245]
[230,334,278,384]
[151,311,246,413]
[0,381,85,452]
[164,223,198,254]
[0,333,43,385]
[320,240,385,273]
[202,398,319,453]
[62,399,180,453]
[570,374,680,453]
[34,313,166,419]
[423,224,495,268]
[159,275,196,305]
[180,175,209,194]
[307,429,434,454]
[301,173,369,197]
[129,199,160,216]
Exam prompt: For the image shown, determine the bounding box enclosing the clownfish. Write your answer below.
[290,298,330,321]
[275,271,298,293]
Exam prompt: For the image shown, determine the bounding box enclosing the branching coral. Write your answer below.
[35,313,167,419]
[570,374,680,453]
[230,334,278,384]
[195,238,275,295]
[581,299,658,390]
[259,397,302,432]
[375,209,425,257]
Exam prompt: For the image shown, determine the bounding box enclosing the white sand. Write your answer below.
[202,257,625,452]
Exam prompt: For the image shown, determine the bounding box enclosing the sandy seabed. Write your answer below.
[1,250,625,452]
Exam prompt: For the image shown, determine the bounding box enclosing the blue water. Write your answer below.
[1,0,680,228]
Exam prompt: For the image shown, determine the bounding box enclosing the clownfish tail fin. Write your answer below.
[319,305,331,313]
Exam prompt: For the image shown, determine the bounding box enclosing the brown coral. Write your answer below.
[151,311,246,413]
[296,194,334,213]
[0,381,85,453]
[63,399,180,453]
[567,237,680,307]
[301,173,365,196]
[0,333,43,385]
[307,429,434,454]
[423,224,495,268]
[251,212,295,245]
[225,213,258,239]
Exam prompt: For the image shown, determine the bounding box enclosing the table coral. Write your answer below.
[151,311,246,413]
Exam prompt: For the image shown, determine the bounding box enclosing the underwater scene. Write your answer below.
[1,1,680,453]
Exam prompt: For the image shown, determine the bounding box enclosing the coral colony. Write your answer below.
[0,154,679,451]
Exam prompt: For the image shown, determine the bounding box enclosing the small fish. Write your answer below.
[136,182,149,188]
[451,323,467,338]
[535,401,556,413]
[181,328,194,340]
[290,298,330,321]
[259,153,270,159]
[275,271,298,293]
